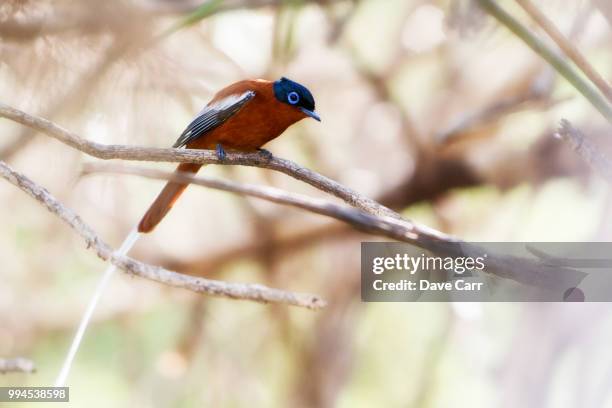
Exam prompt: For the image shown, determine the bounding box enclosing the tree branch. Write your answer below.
[0,160,325,309]
[0,358,35,374]
[0,102,398,219]
[82,163,585,291]
[83,162,446,242]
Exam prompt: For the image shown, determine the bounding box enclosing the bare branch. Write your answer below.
[83,163,440,242]
[0,160,325,309]
[82,163,586,291]
[555,120,612,184]
[0,358,35,374]
[0,102,398,219]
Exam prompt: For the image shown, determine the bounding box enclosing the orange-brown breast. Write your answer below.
[186,79,307,151]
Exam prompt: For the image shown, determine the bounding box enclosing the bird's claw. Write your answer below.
[257,148,273,161]
[216,143,227,161]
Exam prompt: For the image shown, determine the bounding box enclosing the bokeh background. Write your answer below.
[2,0,612,406]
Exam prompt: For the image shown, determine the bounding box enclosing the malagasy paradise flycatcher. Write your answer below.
[138,77,321,232]
[55,77,320,386]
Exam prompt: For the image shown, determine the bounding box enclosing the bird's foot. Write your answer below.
[257,148,273,161]
[216,143,227,161]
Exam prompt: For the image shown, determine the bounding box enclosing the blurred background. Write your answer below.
[2,0,612,406]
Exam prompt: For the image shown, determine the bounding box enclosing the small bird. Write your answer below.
[137,77,320,233]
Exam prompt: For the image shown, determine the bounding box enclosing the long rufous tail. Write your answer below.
[137,162,202,233]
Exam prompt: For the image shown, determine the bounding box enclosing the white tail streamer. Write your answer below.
[54,228,141,387]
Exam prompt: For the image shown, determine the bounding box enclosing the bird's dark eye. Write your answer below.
[287,91,300,105]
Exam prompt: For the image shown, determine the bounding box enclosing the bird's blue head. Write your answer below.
[273,77,320,121]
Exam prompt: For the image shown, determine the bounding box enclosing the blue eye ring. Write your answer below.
[287,91,300,105]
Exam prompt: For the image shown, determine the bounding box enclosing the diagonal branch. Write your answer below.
[0,159,325,309]
[0,102,398,219]
[83,163,586,291]
[82,163,436,243]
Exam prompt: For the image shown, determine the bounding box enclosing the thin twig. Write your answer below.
[0,160,325,309]
[0,358,35,374]
[476,0,612,124]
[515,0,612,104]
[555,119,612,184]
[82,163,433,242]
[0,102,398,219]
[82,163,586,290]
